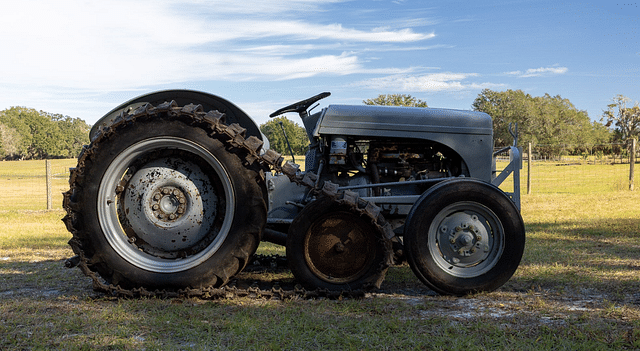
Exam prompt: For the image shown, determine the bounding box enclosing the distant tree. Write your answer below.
[0,123,24,159]
[27,109,65,158]
[602,95,640,190]
[472,89,536,147]
[0,107,90,160]
[260,117,309,155]
[363,94,428,107]
[602,94,640,141]
[53,114,92,157]
[473,89,611,156]
[0,107,34,158]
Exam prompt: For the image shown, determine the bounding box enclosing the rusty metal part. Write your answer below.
[62,102,394,300]
[304,211,380,284]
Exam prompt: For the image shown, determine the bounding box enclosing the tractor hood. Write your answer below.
[315,104,494,181]
[315,104,492,138]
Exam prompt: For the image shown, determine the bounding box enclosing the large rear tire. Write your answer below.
[70,116,266,290]
[404,178,525,296]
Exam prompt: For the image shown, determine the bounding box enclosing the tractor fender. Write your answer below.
[90,90,263,143]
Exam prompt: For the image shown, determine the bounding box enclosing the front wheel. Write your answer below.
[404,178,525,296]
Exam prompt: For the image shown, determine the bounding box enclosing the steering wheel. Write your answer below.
[269,92,331,118]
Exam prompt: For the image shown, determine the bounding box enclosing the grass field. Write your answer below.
[1,159,639,350]
[0,159,72,211]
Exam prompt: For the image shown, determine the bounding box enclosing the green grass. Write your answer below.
[512,192,640,291]
[1,158,640,350]
[0,159,74,211]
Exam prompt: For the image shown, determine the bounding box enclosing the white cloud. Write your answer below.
[231,22,434,43]
[0,0,435,91]
[361,44,451,53]
[354,73,503,92]
[0,0,443,122]
[506,66,569,78]
[179,0,348,15]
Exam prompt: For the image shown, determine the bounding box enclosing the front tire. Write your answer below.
[71,116,266,290]
[404,178,525,296]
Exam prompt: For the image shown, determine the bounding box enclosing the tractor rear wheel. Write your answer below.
[69,116,266,290]
[404,178,525,296]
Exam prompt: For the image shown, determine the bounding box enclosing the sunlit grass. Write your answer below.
[508,191,640,291]
[0,159,75,211]
[1,156,640,350]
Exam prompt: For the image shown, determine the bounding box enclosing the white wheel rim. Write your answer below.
[97,137,235,273]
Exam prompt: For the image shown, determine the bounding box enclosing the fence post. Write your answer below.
[630,138,636,191]
[527,142,532,194]
[46,160,52,210]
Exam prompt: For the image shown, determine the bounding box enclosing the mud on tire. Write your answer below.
[286,197,390,291]
[65,114,266,291]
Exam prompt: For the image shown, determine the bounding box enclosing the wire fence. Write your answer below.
[496,142,638,194]
[0,143,637,211]
[0,159,73,211]
[500,158,634,194]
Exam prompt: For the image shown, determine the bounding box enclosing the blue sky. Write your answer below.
[0,0,637,127]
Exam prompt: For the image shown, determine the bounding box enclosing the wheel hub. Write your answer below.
[438,212,491,266]
[150,186,187,222]
[119,156,219,258]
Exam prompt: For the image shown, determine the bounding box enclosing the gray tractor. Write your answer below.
[63,90,524,296]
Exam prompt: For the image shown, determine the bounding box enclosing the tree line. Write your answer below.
[473,90,638,158]
[0,107,90,160]
[472,89,613,157]
[2,90,636,160]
